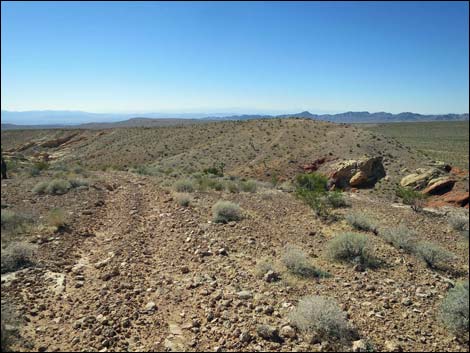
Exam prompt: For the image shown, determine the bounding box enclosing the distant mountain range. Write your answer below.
[1,110,468,130]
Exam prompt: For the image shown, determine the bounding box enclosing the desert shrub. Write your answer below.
[278,181,295,192]
[396,186,427,211]
[255,259,275,278]
[203,162,225,177]
[440,281,469,336]
[327,233,379,268]
[461,230,469,241]
[380,225,417,253]
[32,181,49,195]
[240,180,258,193]
[175,193,191,207]
[289,296,355,340]
[448,215,469,232]
[1,303,17,352]
[415,242,455,270]
[326,190,350,208]
[296,173,328,192]
[174,179,194,193]
[34,161,49,171]
[28,166,41,177]
[1,210,30,233]
[45,179,71,195]
[46,208,67,229]
[68,178,89,188]
[226,181,240,193]
[282,245,329,278]
[345,213,377,233]
[211,180,225,191]
[1,242,37,274]
[212,201,243,223]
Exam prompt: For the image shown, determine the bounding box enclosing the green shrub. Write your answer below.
[396,186,427,211]
[345,213,377,233]
[174,179,194,193]
[415,242,455,270]
[203,162,225,177]
[46,208,67,229]
[448,215,469,232]
[295,173,328,192]
[226,181,240,193]
[327,233,379,268]
[1,210,30,233]
[175,193,191,207]
[440,281,469,336]
[212,201,243,223]
[240,180,258,193]
[289,296,355,340]
[68,178,89,188]
[326,190,350,208]
[380,225,416,253]
[1,242,37,274]
[32,181,49,195]
[45,179,71,195]
[282,245,329,278]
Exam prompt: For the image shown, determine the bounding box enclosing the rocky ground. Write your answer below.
[1,168,469,352]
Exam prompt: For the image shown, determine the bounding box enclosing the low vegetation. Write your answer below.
[448,215,469,232]
[46,208,67,230]
[380,224,417,253]
[1,242,37,274]
[295,172,347,218]
[440,280,469,336]
[327,232,379,268]
[345,213,378,233]
[33,177,89,195]
[1,210,31,234]
[396,186,427,211]
[282,245,329,279]
[289,295,356,341]
[173,179,195,193]
[212,200,243,223]
[175,193,192,207]
[415,242,455,270]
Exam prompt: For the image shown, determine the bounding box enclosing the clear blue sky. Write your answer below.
[1,1,469,114]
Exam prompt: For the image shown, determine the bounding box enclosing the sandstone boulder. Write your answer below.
[327,156,385,189]
[422,177,455,195]
[400,168,443,189]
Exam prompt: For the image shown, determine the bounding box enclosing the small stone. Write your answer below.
[280,325,296,339]
[257,325,282,342]
[145,302,157,311]
[236,290,253,300]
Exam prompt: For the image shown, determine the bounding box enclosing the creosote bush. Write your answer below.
[289,296,356,341]
[345,213,377,233]
[327,232,379,268]
[282,245,329,278]
[415,242,455,270]
[212,201,243,223]
[440,280,469,336]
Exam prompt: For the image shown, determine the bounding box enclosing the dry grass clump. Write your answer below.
[282,245,329,278]
[175,193,192,207]
[380,224,417,253]
[173,179,194,193]
[440,280,469,336]
[327,233,380,268]
[345,213,377,233]
[212,201,243,223]
[289,296,356,341]
[46,208,67,229]
[415,242,455,270]
[1,242,37,274]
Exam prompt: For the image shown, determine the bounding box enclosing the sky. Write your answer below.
[1,1,469,116]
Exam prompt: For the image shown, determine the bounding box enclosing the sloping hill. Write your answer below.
[1,118,429,189]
